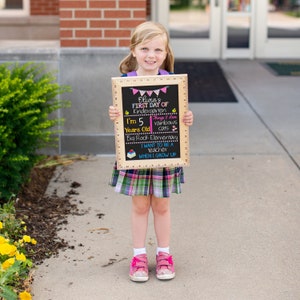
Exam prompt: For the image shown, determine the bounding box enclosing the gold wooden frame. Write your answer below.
[111,74,190,170]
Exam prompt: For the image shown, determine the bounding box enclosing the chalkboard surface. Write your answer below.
[112,74,189,170]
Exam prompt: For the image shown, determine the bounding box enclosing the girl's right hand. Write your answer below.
[109,105,120,121]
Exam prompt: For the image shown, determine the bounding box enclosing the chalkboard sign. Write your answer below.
[111,74,189,170]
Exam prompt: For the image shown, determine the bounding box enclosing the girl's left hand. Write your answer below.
[109,105,121,121]
[183,110,193,126]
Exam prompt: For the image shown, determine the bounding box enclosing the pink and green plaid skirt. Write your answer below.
[110,162,185,198]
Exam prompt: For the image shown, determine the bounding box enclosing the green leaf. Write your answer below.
[0,285,18,300]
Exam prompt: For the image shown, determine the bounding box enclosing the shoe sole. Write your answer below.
[129,275,149,282]
[156,273,176,280]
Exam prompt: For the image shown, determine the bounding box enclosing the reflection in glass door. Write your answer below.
[267,0,300,38]
[222,0,254,58]
[169,1,210,39]
[154,0,300,59]
[154,0,222,59]
[155,0,254,59]
[255,0,300,58]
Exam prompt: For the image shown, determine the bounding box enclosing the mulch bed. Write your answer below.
[15,165,80,265]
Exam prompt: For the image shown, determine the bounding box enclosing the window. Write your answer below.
[0,0,29,16]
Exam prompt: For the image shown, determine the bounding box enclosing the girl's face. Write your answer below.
[132,35,167,76]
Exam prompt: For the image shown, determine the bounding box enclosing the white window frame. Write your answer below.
[0,0,29,16]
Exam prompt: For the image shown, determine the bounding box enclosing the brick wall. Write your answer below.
[60,0,147,47]
[31,0,59,15]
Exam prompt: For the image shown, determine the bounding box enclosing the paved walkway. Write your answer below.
[32,60,300,300]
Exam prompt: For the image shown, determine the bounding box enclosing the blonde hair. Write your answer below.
[119,21,174,74]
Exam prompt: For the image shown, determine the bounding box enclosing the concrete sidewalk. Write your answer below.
[32,60,300,300]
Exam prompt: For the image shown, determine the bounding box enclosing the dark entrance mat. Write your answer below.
[174,61,238,103]
[265,62,300,76]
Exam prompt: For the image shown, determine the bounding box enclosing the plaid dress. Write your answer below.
[110,162,185,198]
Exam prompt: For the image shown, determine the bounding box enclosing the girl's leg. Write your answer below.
[151,196,175,280]
[130,195,151,282]
[151,196,171,248]
[131,195,151,248]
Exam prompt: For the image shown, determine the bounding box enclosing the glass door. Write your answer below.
[152,0,222,59]
[153,0,300,59]
[255,0,300,58]
[222,0,255,59]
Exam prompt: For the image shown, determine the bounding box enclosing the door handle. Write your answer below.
[215,0,219,7]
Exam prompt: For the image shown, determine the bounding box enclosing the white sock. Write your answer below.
[133,247,147,256]
[157,247,170,255]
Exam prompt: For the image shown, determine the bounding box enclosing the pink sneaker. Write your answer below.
[156,252,175,280]
[129,254,149,282]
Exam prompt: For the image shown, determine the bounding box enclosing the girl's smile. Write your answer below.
[132,35,167,76]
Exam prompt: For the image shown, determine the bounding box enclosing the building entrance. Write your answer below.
[152,0,300,59]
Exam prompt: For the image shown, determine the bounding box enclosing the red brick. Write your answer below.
[119,1,146,8]
[75,30,102,38]
[104,10,131,19]
[90,39,117,47]
[60,29,73,38]
[60,10,73,18]
[133,10,146,18]
[105,29,131,38]
[119,20,144,28]
[90,20,116,28]
[60,20,87,28]
[31,0,59,15]
[58,0,148,48]
[75,10,101,18]
[119,39,131,47]
[61,39,88,47]
[60,1,87,9]
[90,1,116,8]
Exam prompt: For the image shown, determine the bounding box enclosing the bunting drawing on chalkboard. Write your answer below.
[131,86,169,97]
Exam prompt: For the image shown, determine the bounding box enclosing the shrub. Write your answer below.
[0,63,71,201]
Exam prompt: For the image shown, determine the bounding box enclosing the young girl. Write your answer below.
[109,21,193,282]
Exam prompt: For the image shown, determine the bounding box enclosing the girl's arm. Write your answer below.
[109,105,121,121]
[182,110,193,126]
